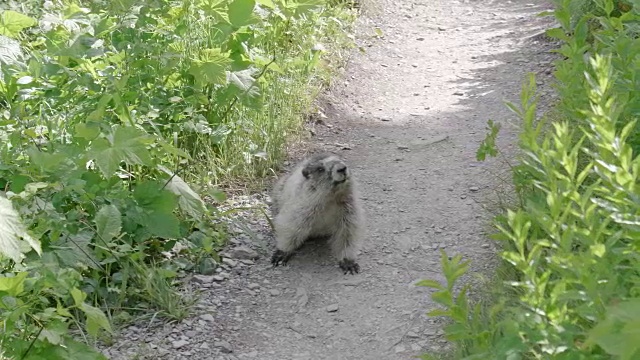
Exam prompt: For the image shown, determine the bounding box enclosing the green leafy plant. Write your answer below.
[0,0,357,357]
[418,50,640,358]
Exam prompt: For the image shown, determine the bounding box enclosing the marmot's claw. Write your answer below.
[271,250,293,267]
[339,259,360,275]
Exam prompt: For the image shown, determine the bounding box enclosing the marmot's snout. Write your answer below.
[331,162,349,184]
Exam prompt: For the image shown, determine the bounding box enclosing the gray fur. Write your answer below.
[270,152,364,274]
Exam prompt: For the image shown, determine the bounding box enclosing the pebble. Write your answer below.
[228,246,259,260]
[222,258,238,267]
[248,283,260,290]
[269,289,281,296]
[193,275,214,284]
[326,304,339,312]
[214,340,233,353]
[172,340,189,349]
[200,314,215,322]
[407,331,420,338]
[469,186,479,192]
[212,275,226,282]
[394,344,406,353]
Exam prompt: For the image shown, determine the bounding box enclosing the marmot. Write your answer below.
[270,152,364,274]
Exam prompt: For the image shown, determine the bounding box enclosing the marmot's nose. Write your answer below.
[336,165,347,173]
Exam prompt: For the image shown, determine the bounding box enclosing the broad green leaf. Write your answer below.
[27,147,69,173]
[80,302,113,336]
[0,197,41,263]
[56,302,73,317]
[256,0,275,8]
[208,188,227,203]
[145,211,181,239]
[75,123,101,140]
[159,166,206,219]
[189,48,232,86]
[590,243,606,257]
[94,204,122,242]
[228,0,259,27]
[200,0,231,23]
[227,69,260,97]
[61,338,109,360]
[88,126,154,177]
[292,0,325,15]
[53,231,100,270]
[0,271,27,296]
[40,321,69,346]
[0,10,37,38]
[70,288,86,307]
[0,35,24,65]
[133,181,178,213]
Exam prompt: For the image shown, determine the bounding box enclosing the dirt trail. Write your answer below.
[102,0,558,359]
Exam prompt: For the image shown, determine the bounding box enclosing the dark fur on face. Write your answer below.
[301,153,349,185]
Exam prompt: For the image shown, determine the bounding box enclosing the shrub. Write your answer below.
[417,0,640,358]
[0,0,356,358]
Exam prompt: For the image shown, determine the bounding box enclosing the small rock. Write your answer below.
[172,340,189,349]
[200,314,215,322]
[326,304,339,312]
[416,37,425,41]
[437,26,447,31]
[482,243,490,248]
[222,258,238,267]
[453,91,464,96]
[407,331,420,338]
[245,351,259,358]
[397,145,409,150]
[395,344,406,353]
[214,340,233,353]
[248,283,260,290]
[212,275,225,282]
[381,117,391,122]
[229,246,259,260]
[411,343,422,351]
[192,275,214,284]
[269,289,281,296]
[469,186,479,192]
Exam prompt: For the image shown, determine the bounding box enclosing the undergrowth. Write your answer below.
[0,0,356,358]
[418,0,640,359]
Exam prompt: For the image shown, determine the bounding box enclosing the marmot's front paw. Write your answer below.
[338,259,360,275]
[271,250,293,267]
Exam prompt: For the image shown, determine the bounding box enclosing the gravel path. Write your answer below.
[101,0,559,359]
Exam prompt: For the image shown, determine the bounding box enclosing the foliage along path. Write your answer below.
[102,0,558,359]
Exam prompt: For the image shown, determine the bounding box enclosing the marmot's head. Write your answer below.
[301,153,350,187]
